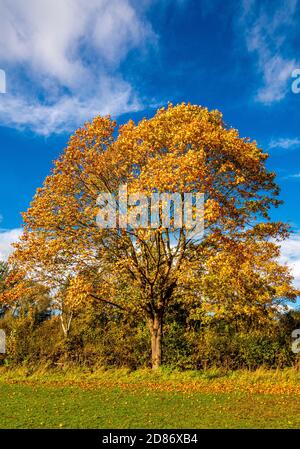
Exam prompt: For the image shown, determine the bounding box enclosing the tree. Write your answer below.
[0,262,10,317]
[0,266,51,319]
[10,103,298,369]
[185,238,298,331]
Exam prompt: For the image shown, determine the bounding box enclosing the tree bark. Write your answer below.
[60,311,73,338]
[148,313,163,370]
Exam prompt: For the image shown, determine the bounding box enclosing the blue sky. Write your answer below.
[0,0,300,288]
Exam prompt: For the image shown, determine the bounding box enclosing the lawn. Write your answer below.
[0,368,299,428]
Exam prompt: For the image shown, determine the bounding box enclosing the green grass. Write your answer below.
[0,367,300,428]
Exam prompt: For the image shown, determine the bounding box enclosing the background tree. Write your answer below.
[185,238,298,330]
[0,262,10,318]
[0,266,50,320]
[11,103,298,368]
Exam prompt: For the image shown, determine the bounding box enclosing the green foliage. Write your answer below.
[1,305,298,371]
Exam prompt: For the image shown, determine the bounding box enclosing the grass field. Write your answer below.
[0,367,300,429]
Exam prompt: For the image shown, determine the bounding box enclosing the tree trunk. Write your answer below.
[60,311,73,338]
[148,314,163,370]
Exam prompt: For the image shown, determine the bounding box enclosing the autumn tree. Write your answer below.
[0,266,50,319]
[11,103,298,368]
[184,238,298,331]
[0,262,10,317]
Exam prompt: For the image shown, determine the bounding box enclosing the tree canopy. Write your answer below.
[9,103,298,368]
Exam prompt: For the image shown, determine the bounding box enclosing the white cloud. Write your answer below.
[239,0,299,104]
[280,231,300,289]
[288,173,300,179]
[0,228,22,261]
[0,0,156,135]
[0,75,142,135]
[255,57,296,104]
[269,137,300,150]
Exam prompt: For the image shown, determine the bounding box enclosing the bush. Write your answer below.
[0,307,298,371]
